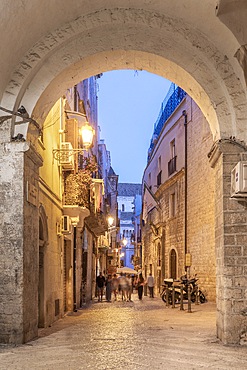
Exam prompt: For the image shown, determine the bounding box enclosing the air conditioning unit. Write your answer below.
[59,142,74,170]
[61,215,71,233]
[231,161,247,197]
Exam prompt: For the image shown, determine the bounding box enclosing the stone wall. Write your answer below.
[23,145,42,342]
[187,99,215,300]
[209,140,247,344]
[142,96,216,301]
[0,139,25,343]
[0,117,42,343]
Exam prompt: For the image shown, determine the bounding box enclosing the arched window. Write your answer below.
[170,249,177,280]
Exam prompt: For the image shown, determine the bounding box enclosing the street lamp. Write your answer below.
[52,121,95,161]
[122,238,127,247]
[107,215,114,228]
[80,122,95,149]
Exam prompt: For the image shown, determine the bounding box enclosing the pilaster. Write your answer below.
[0,132,42,344]
[209,139,247,345]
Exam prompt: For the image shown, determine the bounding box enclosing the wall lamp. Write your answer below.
[52,120,95,161]
[107,216,114,227]
[107,216,119,235]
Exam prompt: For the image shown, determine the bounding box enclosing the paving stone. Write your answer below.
[0,294,246,369]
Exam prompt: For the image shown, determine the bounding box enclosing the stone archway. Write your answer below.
[0,2,247,345]
[1,6,247,141]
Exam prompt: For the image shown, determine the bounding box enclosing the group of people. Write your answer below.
[96,271,155,302]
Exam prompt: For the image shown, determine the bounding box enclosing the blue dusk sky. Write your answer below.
[97,70,171,184]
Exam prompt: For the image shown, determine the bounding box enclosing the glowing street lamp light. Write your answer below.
[122,238,127,247]
[81,122,95,149]
[107,216,114,227]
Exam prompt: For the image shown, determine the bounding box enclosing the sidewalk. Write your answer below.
[0,293,247,370]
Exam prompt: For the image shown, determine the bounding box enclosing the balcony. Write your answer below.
[147,85,187,161]
[168,156,177,176]
[64,171,91,208]
[64,156,99,209]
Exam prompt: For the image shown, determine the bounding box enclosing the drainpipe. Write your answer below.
[182,110,188,273]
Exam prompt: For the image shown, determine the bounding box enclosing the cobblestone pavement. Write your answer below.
[0,294,247,370]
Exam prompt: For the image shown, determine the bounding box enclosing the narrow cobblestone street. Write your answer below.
[0,293,247,370]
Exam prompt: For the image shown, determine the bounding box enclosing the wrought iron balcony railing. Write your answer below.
[147,84,186,161]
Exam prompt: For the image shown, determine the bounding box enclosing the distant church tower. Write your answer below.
[117,183,142,268]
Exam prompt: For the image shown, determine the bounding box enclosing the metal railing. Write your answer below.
[148,84,186,161]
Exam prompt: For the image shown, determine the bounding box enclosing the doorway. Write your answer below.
[170,249,177,280]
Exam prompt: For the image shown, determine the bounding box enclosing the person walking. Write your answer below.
[118,273,128,301]
[147,273,154,298]
[126,274,133,301]
[105,274,112,302]
[137,273,145,300]
[96,272,105,302]
[112,273,119,301]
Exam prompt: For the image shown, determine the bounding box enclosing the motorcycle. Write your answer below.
[160,278,181,304]
[160,274,206,304]
[180,274,206,304]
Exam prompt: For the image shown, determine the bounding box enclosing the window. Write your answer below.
[170,139,175,158]
[158,156,161,170]
[122,204,125,212]
[157,170,162,187]
[168,140,176,176]
[157,156,162,187]
[168,157,176,176]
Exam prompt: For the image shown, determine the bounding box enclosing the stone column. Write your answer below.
[0,119,42,343]
[209,139,247,345]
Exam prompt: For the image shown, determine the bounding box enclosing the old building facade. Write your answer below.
[1,0,247,345]
[142,84,215,300]
[0,75,118,344]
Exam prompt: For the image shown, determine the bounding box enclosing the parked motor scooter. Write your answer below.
[160,278,181,304]
[180,274,207,304]
[160,274,206,304]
